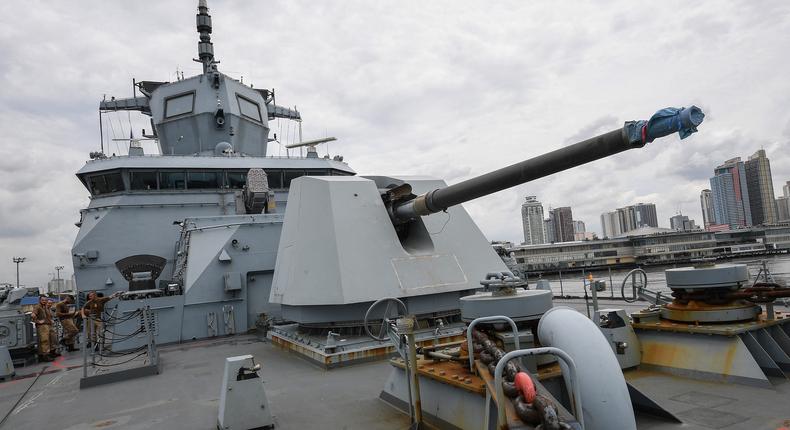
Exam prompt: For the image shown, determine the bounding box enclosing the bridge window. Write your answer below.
[306,170,328,176]
[264,170,283,189]
[164,92,195,118]
[237,95,262,122]
[283,170,305,188]
[130,171,158,190]
[89,172,124,195]
[227,171,247,189]
[160,171,186,189]
[187,171,221,189]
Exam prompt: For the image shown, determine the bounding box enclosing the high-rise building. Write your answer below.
[572,220,594,240]
[551,207,575,242]
[632,203,658,228]
[520,196,546,245]
[777,196,790,222]
[614,203,658,233]
[600,203,658,237]
[46,277,74,294]
[744,149,778,225]
[700,189,715,229]
[781,182,790,222]
[616,207,635,233]
[710,157,752,228]
[670,214,697,231]
[544,217,555,243]
[600,211,622,238]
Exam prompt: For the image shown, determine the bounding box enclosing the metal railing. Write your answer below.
[493,347,584,429]
[82,306,158,380]
[466,316,520,374]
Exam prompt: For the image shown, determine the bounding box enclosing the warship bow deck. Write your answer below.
[3,299,789,430]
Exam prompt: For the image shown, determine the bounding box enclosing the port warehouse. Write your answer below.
[507,224,790,272]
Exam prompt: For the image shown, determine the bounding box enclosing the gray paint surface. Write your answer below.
[270,175,506,316]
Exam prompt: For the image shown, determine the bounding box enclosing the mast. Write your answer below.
[195,0,217,73]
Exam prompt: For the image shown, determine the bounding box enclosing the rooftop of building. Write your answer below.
[614,226,675,238]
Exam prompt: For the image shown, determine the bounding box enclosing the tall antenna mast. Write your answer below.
[195,0,217,73]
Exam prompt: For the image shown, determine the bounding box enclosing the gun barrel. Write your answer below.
[393,106,704,222]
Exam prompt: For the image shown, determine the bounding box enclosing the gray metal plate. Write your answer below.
[665,264,749,290]
[669,391,736,408]
[674,407,749,429]
[459,289,552,322]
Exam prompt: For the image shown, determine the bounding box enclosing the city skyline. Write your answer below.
[511,149,787,244]
[707,149,784,230]
[524,148,785,241]
[521,199,596,244]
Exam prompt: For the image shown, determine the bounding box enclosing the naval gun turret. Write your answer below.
[270,106,705,333]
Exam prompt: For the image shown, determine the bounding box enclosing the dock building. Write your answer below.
[507,225,790,272]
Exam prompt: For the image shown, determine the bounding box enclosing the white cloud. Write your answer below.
[0,0,789,286]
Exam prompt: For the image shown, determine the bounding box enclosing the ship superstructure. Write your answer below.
[71,1,353,344]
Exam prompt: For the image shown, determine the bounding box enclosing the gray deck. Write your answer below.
[628,369,790,430]
[0,335,407,430]
[2,302,789,430]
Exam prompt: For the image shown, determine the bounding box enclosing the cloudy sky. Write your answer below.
[1,0,789,288]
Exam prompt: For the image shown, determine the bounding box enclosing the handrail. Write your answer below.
[493,347,583,429]
[620,268,647,303]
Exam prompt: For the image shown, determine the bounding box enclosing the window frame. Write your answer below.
[226,170,248,190]
[129,170,159,191]
[88,170,125,196]
[159,170,187,190]
[236,94,262,123]
[264,170,284,189]
[164,91,196,119]
[186,170,222,190]
[283,170,306,188]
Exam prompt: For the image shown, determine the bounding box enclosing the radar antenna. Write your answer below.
[284,137,337,150]
[286,137,337,159]
[194,0,218,73]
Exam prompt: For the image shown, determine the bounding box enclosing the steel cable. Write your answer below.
[101,329,146,344]
[92,350,149,367]
[95,345,148,358]
[98,309,142,324]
